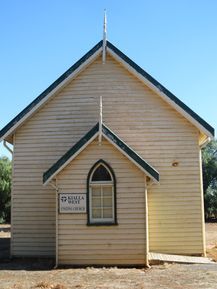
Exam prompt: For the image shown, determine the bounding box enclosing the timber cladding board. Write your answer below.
[57,139,147,265]
[43,122,159,185]
[43,123,99,184]
[11,52,205,258]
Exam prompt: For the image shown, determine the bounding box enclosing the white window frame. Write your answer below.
[89,163,115,224]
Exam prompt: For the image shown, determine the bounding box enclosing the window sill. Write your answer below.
[87,221,118,226]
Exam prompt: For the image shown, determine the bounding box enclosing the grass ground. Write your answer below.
[0,223,217,289]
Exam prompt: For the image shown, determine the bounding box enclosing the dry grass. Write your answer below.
[35,282,66,289]
[0,265,217,289]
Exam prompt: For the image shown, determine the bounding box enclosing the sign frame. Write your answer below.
[59,193,87,214]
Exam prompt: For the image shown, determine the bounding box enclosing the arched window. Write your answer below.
[87,160,117,225]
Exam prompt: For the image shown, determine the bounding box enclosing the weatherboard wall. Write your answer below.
[11,53,204,258]
[57,138,147,265]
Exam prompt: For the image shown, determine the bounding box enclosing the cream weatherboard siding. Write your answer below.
[57,138,147,265]
[11,53,204,258]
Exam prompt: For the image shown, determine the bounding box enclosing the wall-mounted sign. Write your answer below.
[59,193,86,213]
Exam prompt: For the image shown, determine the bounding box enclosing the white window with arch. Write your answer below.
[87,160,117,225]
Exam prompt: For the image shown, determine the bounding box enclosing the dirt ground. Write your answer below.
[0,223,217,289]
[206,223,217,261]
[1,263,217,289]
[206,223,217,249]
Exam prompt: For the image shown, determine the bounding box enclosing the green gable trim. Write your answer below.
[102,124,159,182]
[0,41,103,140]
[43,122,159,184]
[1,39,213,141]
[43,123,99,184]
[107,41,214,137]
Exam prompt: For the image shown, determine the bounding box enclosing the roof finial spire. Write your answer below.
[98,95,103,145]
[102,9,107,64]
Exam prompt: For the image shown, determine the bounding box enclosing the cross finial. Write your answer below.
[102,9,107,64]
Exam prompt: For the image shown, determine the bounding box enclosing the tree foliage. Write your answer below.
[0,156,12,223]
[202,139,217,220]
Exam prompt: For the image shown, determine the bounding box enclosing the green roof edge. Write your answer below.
[107,41,214,137]
[102,124,159,182]
[43,122,159,184]
[43,123,99,184]
[1,39,214,140]
[0,40,103,139]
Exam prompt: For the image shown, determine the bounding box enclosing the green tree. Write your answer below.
[202,139,217,220]
[0,156,12,223]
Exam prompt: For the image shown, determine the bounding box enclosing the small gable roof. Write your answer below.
[0,40,214,142]
[43,123,159,185]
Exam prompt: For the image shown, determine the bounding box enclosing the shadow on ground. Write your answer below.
[0,257,54,270]
[0,237,10,259]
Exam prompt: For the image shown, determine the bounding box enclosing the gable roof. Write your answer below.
[43,122,159,185]
[0,40,214,142]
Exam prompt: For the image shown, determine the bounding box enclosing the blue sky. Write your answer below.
[0,0,216,158]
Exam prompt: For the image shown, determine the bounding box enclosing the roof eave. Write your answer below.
[199,135,212,148]
[43,122,159,185]
[0,39,214,142]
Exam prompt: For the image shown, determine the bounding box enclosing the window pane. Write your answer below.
[103,186,112,196]
[92,208,101,218]
[103,197,112,207]
[92,187,101,197]
[103,208,113,218]
[92,165,112,181]
[92,197,101,207]
[89,163,115,223]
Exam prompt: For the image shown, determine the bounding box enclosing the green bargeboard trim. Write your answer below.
[43,123,99,184]
[107,41,214,137]
[102,124,159,182]
[0,41,103,139]
[43,122,159,184]
[1,39,213,140]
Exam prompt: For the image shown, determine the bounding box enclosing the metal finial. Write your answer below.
[102,10,107,64]
[98,95,103,145]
